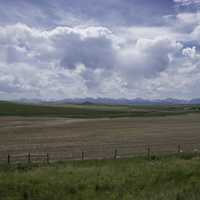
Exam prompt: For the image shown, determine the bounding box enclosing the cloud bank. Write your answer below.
[0,0,200,100]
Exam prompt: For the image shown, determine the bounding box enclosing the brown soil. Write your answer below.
[0,114,200,161]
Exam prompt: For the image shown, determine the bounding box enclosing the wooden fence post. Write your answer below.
[28,152,31,164]
[114,149,118,160]
[147,146,151,160]
[177,145,181,154]
[81,151,84,160]
[46,153,49,164]
[7,154,10,164]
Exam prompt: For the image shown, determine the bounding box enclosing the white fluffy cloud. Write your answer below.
[174,0,200,5]
[0,17,200,100]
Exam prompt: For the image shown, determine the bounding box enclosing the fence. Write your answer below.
[0,142,200,164]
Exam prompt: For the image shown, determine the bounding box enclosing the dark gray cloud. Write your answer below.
[59,35,116,70]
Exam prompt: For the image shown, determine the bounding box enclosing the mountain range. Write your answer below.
[15,98,200,105]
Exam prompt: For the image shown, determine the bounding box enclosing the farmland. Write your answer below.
[1,101,200,199]
[0,101,200,161]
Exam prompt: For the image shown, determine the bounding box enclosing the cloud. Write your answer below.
[0,23,119,99]
[0,0,174,28]
[174,0,200,6]
[0,21,200,100]
[117,37,182,81]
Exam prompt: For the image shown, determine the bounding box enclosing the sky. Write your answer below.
[0,0,200,100]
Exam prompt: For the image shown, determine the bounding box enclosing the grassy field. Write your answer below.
[0,101,200,118]
[0,155,200,200]
[1,101,200,199]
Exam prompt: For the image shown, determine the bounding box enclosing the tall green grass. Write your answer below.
[0,155,200,199]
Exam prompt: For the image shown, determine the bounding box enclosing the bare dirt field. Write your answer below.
[0,114,200,161]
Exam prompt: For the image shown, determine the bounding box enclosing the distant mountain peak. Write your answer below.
[14,97,200,105]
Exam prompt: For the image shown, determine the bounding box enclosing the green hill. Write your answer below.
[0,101,199,118]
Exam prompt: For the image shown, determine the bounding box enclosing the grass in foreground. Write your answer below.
[0,155,200,199]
